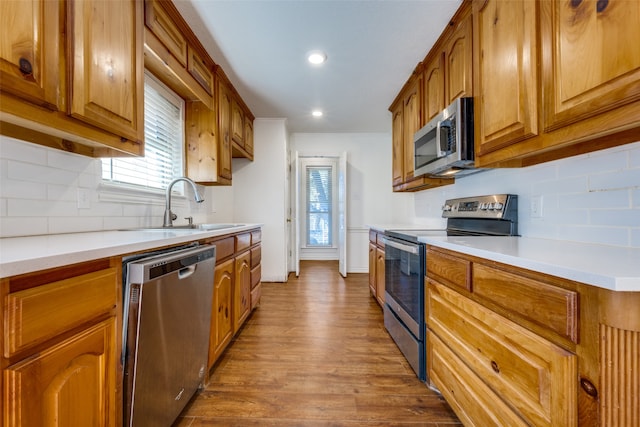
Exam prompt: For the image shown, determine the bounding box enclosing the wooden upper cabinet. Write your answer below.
[244,117,254,157]
[69,0,144,143]
[144,0,187,66]
[445,12,473,105]
[0,0,61,110]
[185,100,219,184]
[217,77,233,183]
[540,0,640,131]
[231,98,244,147]
[402,76,421,182]
[473,0,539,157]
[188,45,214,96]
[390,102,404,187]
[423,53,445,123]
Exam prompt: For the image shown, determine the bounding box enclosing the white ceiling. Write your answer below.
[173,0,462,134]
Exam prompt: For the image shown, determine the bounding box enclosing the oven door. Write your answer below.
[383,237,425,340]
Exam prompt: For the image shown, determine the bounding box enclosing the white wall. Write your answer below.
[290,133,413,272]
[232,119,289,281]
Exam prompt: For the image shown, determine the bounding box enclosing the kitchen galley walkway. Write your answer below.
[176,260,461,426]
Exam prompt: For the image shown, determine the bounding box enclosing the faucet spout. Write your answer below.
[163,177,204,227]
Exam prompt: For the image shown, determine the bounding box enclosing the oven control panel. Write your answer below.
[442,194,517,220]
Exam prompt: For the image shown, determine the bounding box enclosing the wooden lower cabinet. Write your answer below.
[368,230,386,307]
[234,250,251,332]
[209,258,234,366]
[1,258,120,427]
[428,279,576,427]
[426,245,640,427]
[3,319,117,427]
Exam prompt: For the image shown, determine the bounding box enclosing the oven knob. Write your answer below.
[479,203,488,210]
[494,202,504,210]
[486,202,495,210]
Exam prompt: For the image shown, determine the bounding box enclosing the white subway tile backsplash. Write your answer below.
[588,168,640,192]
[47,149,93,173]
[559,189,629,210]
[0,178,47,199]
[558,148,628,178]
[8,199,77,217]
[532,176,588,195]
[49,217,103,234]
[0,136,47,164]
[590,209,640,227]
[8,160,77,185]
[0,216,48,237]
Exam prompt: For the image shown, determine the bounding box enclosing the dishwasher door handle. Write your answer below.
[178,265,197,280]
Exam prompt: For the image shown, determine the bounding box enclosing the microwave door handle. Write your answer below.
[436,120,448,157]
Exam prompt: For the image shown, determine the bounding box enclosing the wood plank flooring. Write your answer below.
[175,260,461,426]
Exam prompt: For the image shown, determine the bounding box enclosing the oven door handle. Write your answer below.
[382,237,420,254]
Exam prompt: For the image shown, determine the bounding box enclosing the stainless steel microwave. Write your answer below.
[414,97,480,178]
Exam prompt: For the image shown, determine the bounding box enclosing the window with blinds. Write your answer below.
[306,165,333,247]
[101,73,184,191]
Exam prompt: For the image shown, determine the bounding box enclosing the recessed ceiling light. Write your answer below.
[307,51,327,65]
[312,110,323,117]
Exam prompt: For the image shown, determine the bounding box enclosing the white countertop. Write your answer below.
[0,224,261,278]
[420,235,640,292]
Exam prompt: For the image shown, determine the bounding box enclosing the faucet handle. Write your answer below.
[185,216,193,225]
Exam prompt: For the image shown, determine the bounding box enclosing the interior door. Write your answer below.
[338,152,347,278]
[293,151,300,277]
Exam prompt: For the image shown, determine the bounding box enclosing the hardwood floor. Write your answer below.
[176,260,461,426]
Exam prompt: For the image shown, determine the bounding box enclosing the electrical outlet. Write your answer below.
[530,195,543,218]
[77,188,91,209]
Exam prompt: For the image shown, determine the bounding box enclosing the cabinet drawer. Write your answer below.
[251,246,261,268]
[236,232,251,252]
[211,236,235,262]
[4,267,118,357]
[251,229,262,245]
[426,247,471,292]
[473,263,578,343]
[251,264,261,289]
[427,280,576,427]
[428,331,528,427]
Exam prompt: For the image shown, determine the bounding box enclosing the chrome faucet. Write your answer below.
[163,177,205,227]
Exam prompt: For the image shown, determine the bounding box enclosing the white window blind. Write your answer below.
[102,73,184,190]
[306,166,333,247]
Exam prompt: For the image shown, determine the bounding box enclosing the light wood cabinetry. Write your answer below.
[231,99,244,148]
[368,230,386,307]
[473,0,640,168]
[423,54,445,123]
[244,118,255,158]
[206,228,262,369]
[210,257,234,365]
[389,70,454,192]
[473,0,539,159]
[216,73,234,183]
[426,245,640,426]
[1,258,120,427]
[444,12,473,106]
[234,239,252,332]
[185,101,220,184]
[0,0,144,157]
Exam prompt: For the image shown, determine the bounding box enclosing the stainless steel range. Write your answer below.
[383,194,518,382]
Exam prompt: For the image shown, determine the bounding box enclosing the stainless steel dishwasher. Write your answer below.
[122,244,216,427]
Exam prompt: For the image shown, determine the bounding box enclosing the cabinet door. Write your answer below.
[423,53,445,122]
[403,78,421,182]
[0,0,60,109]
[3,319,117,427]
[217,83,233,181]
[445,12,473,104]
[185,101,219,184]
[375,247,385,306]
[541,0,640,131]
[473,0,538,156]
[231,98,244,147]
[234,250,251,332]
[144,0,187,66]
[188,46,213,96]
[210,259,233,366]
[244,118,254,157]
[69,0,144,143]
[368,242,377,297]
[391,104,404,187]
